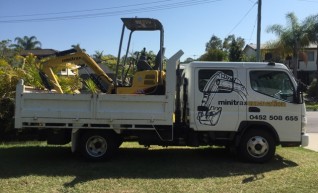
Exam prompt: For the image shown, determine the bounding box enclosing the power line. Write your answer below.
[227,2,257,35]
[0,0,221,23]
[247,0,256,3]
[0,0,174,18]
[0,0,223,23]
[297,0,318,3]
[248,17,257,43]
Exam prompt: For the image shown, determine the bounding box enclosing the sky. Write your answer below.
[0,0,317,61]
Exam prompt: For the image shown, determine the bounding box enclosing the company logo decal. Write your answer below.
[197,71,247,126]
[247,101,286,107]
[217,100,286,107]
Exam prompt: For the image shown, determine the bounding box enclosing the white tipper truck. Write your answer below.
[14,18,308,163]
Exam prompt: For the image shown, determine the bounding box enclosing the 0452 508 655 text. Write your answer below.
[249,114,298,121]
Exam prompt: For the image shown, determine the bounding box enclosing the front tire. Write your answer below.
[239,129,276,163]
[80,131,116,161]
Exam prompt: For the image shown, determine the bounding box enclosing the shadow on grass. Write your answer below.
[0,145,298,187]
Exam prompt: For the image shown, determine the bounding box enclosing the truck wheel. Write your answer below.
[80,131,116,161]
[116,139,123,148]
[239,129,276,163]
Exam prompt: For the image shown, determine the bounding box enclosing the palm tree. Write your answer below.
[266,12,312,78]
[93,51,104,63]
[12,36,42,50]
[71,44,86,52]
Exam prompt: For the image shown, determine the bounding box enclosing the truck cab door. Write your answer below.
[247,69,302,143]
[194,68,247,131]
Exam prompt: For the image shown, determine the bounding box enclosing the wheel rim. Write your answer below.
[246,136,269,158]
[86,135,107,158]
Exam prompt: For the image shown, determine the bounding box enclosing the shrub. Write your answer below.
[307,78,318,101]
[0,98,15,140]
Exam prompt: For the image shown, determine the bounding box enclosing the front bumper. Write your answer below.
[301,133,309,147]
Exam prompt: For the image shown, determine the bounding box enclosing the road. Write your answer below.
[306,111,318,152]
[306,111,318,133]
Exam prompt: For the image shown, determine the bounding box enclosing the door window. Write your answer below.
[250,71,295,102]
[198,70,233,92]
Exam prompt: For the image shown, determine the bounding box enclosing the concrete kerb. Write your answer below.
[305,133,318,152]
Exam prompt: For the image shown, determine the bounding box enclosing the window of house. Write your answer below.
[198,69,233,92]
[250,71,295,102]
[307,51,314,61]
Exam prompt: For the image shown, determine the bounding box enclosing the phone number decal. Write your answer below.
[249,115,298,121]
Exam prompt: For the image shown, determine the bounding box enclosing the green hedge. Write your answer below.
[0,98,15,140]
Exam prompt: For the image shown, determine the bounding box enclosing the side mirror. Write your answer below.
[294,84,304,104]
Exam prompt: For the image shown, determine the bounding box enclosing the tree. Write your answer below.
[123,49,157,82]
[102,54,117,71]
[0,59,17,98]
[205,35,222,51]
[12,36,42,50]
[0,40,83,137]
[266,12,313,77]
[305,14,318,100]
[199,49,227,61]
[229,38,244,61]
[224,35,245,61]
[0,53,22,136]
[93,50,104,63]
[242,54,256,62]
[0,40,12,58]
[223,35,234,52]
[305,14,318,81]
[263,39,289,63]
[183,57,194,63]
[223,35,245,53]
[71,44,86,52]
[201,34,244,61]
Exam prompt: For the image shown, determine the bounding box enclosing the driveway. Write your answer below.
[306,111,318,133]
[305,111,318,152]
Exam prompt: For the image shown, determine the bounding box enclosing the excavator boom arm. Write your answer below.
[42,50,114,94]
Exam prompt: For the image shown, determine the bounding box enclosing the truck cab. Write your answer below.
[180,61,308,162]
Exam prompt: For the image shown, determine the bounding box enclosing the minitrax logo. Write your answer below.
[218,100,247,106]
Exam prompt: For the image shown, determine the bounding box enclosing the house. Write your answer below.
[243,43,317,85]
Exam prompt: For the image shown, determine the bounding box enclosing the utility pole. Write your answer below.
[256,0,262,62]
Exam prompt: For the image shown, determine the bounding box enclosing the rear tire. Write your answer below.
[239,129,276,163]
[80,131,116,161]
[116,139,123,148]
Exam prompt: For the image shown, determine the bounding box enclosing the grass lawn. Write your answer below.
[306,100,318,111]
[306,102,318,111]
[0,142,317,193]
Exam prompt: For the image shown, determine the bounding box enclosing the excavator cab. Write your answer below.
[115,18,166,95]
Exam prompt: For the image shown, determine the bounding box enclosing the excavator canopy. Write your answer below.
[115,18,165,89]
[121,18,163,31]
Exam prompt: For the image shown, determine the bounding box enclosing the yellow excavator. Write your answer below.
[40,48,114,94]
[39,18,166,95]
